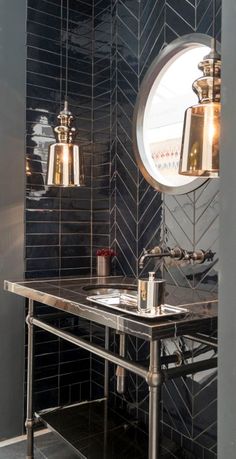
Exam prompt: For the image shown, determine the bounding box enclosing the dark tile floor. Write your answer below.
[0,431,197,459]
[0,432,79,459]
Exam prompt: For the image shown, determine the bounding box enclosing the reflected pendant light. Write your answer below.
[179,0,221,177]
[26,157,32,176]
[46,0,85,187]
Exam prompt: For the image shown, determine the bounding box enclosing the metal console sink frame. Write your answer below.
[3,276,217,459]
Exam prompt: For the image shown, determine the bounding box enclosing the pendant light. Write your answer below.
[179,0,221,177]
[46,0,85,187]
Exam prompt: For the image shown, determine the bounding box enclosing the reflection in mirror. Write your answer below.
[134,36,212,194]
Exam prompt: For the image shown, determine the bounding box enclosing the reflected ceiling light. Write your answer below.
[26,157,32,176]
[46,0,85,187]
[179,0,221,178]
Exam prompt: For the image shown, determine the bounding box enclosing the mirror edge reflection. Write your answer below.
[133,33,218,195]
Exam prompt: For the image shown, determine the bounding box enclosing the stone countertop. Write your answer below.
[4,276,217,341]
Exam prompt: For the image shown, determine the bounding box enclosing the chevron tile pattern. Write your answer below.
[161,337,218,457]
[110,0,220,290]
[106,0,221,457]
[92,0,112,271]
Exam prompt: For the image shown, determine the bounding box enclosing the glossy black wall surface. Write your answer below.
[25,0,220,457]
[26,0,93,279]
[26,0,94,411]
[92,0,112,270]
[108,1,220,457]
[110,0,220,289]
[26,0,112,414]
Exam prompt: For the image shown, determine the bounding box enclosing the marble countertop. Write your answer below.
[4,276,217,341]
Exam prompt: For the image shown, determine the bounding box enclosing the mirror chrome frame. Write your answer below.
[133,33,215,195]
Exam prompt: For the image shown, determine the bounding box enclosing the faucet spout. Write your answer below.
[139,251,169,269]
[139,246,215,270]
[139,246,183,269]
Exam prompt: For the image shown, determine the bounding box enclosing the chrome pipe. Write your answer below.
[26,299,34,459]
[139,246,215,269]
[32,318,148,381]
[139,252,172,269]
[103,319,109,459]
[104,327,109,398]
[163,357,217,381]
[116,332,126,394]
[130,343,212,368]
[148,340,161,459]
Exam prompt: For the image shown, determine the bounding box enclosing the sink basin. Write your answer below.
[86,292,188,319]
[82,284,137,296]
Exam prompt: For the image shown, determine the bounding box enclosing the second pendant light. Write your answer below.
[179,0,221,178]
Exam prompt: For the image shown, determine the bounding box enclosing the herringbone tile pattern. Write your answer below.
[107,1,220,457]
[92,0,112,272]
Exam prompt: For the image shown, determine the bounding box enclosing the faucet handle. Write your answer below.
[191,250,205,263]
[170,247,184,260]
[150,246,162,255]
[204,249,215,262]
[184,249,215,263]
[148,272,156,280]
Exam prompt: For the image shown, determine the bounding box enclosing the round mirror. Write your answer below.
[133,34,212,194]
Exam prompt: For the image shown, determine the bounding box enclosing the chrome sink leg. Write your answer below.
[116,332,126,394]
[148,340,162,459]
[25,299,34,459]
[104,326,109,398]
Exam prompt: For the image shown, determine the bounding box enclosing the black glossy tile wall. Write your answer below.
[26,0,93,280]
[25,0,219,455]
[26,0,94,410]
[108,0,220,456]
[110,0,220,290]
[91,0,112,270]
[24,307,91,411]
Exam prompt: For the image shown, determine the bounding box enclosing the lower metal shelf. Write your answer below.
[35,398,148,459]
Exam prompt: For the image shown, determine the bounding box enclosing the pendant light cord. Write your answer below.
[59,0,63,109]
[65,0,69,103]
[212,0,216,52]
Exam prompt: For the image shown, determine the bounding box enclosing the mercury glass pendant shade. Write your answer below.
[46,101,85,187]
[179,41,221,177]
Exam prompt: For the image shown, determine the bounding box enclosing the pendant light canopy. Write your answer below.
[179,1,221,178]
[46,0,85,187]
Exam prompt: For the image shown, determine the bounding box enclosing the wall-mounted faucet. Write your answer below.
[139,246,215,269]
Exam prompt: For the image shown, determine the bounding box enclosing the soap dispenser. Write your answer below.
[138,272,165,314]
